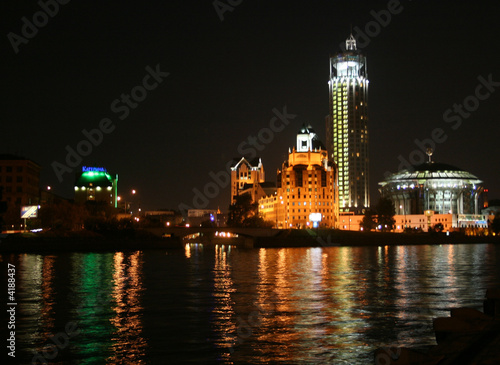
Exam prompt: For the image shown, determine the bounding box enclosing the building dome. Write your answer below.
[75,170,114,187]
[74,167,118,207]
[379,161,483,216]
[384,161,481,184]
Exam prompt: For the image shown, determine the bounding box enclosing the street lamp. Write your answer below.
[118,189,138,214]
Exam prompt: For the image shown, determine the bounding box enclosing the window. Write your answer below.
[6,166,12,172]
[16,176,22,183]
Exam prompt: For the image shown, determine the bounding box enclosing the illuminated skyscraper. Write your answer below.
[326,34,369,214]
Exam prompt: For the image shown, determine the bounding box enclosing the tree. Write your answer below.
[376,198,396,232]
[432,223,444,233]
[241,215,274,228]
[360,209,376,231]
[227,194,257,227]
[40,200,88,231]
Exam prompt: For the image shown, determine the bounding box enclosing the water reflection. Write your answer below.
[17,255,45,354]
[69,252,115,362]
[212,245,236,359]
[6,243,500,364]
[108,251,147,364]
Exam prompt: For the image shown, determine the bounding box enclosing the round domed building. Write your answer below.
[74,166,118,207]
[379,154,486,230]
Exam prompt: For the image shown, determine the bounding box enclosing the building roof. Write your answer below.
[298,124,316,134]
[381,161,482,184]
[0,153,40,166]
[75,170,115,187]
[297,124,326,151]
[230,157,263,170]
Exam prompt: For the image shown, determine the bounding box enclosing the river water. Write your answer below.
[2,243,500,364]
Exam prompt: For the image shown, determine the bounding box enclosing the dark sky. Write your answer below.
[2,0,499,212]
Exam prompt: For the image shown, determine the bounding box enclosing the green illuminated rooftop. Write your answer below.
[75,170,115,187]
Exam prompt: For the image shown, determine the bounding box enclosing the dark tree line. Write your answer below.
[227,194,273,228]
[360,197,396,232]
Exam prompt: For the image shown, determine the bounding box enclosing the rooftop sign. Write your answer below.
[82,166,107,173]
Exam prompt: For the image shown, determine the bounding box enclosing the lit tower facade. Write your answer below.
[326,34,369,214]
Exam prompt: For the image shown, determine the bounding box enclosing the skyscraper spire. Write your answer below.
[346,33,357,51]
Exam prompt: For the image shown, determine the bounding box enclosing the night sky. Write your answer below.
[2,0,499,212]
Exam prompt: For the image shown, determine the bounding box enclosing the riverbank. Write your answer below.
[255,229,500,248]
[0,230,183,253]
[0,228,498,253]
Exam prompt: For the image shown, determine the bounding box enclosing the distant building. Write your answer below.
[74,166,118,207]
[230,157,266,204]
[0,154,40,206]
[259,124,339,228]
[379,158,483,216]
[326,34,370,214]
[379,153,487,231]
[187,208,220,227]
[143,210,182,226]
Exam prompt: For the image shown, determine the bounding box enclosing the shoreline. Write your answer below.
[0,229,498,253]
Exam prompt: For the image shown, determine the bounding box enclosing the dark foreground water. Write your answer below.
[2,243,500,364]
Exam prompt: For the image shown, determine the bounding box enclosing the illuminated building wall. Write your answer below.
[379,160,484,216]
[379,158,487,232]
[259,193,279,226]
[326,34,369,214]
[74,166,118,207]
[260,125,338,228]
[230,157,266,204]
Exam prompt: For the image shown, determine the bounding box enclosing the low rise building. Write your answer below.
[0,154,41,206]
[230,157,266,204]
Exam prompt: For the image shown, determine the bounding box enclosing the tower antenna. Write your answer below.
[426,148,434,163]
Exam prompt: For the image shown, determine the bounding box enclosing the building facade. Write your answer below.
[379,160,483,216]
[74,166,118,207]
[0,154,41,206]
[326,34,369,214]
[259,125,339,228]
[230,157,267,204]
[379,157,487,230]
